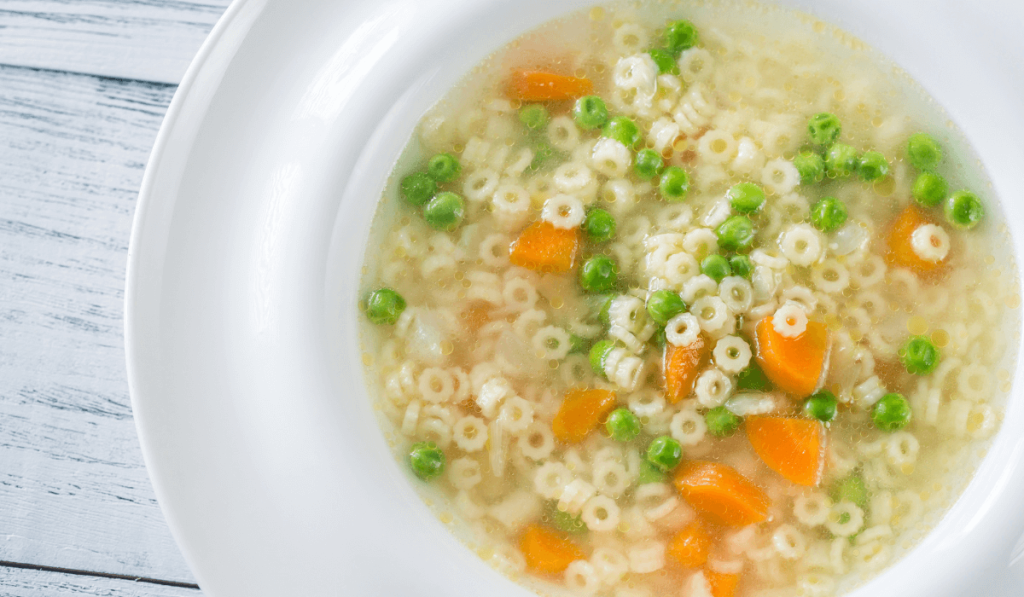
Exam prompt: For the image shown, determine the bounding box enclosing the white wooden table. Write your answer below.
[0,1,233,593]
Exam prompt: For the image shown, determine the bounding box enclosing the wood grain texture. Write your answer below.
[0,565,198,596]
[0,64,196,584]
[0,0,231,83]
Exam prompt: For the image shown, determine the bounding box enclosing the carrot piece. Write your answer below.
[705,569,740,597]
[663,334,710,403]
[506,70,594,101]
[509,221,581,273]
[753,316,829,398]
[885,205,947,274]
[667,521,712,568]
[674,461,771,527]
[461,302,491,333]
[746,416,826,486]
[552,387,617,444]
[519,524,585,574]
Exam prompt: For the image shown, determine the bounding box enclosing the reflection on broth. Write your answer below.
[358,2,1020,595]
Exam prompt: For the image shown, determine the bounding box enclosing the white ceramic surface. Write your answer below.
[125,0,1024,595]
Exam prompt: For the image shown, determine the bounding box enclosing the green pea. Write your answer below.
[737,362,772,391]
[804,390,838,423]
[648,48,680,74]
[727,182,766,214]
[912,172,948,208]
[595,295,614,326]
[652,326,667,348]
[701,254,732,283]
[548,503,587,533]
[637,459,668,485]
[646,289,687,325]
[574,95,609,131]
[945,190,984,229]
[794,151,825,184]
[857,150,890,182]
[427,153,461,182]
[364,288,407,325]
[729,255,753,278]
[603,116,642,149]
[568,334,590,355]
[606,408,642,442]
[807,112,842,146]
[901,335,940,375]
[646,436,683,472]
[635,148,665,180]
[825,143,859,178]
[664,20,699,54]
[907,132,942,172]
[715,215,754,251]
[529,139,561,171]
[705,406,741,437]
[423,191,465,231]
[408,441,445,480]
[583,208,616,243]
[518,104,549,131]
[872,393,912,432]
[659,166,690,202]
[580,255,618,293]
[832,475,868,508]
[810,196,848,233]
[399,172,437,207]
[589,340,616,376]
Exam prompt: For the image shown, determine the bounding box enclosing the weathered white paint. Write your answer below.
[0,566,198,596]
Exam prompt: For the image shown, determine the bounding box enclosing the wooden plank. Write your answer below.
[0,0,231,84]
[0,64,195,583]
[0,565,198,596]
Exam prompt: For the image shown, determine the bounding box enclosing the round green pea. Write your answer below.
[596,295,614,326]
[664,20,699,54]
[825,143,859,178]
[427,153,461,183]
[737,362,772,391]
[810,196,848,233]
[603,116,642,149]
[808,112,842,146]
[530,139,559,171]
[727,182,766,214]
[648,48,679,74]
[907,132,942,172]
[858,150,890,182]
[583,208,616,243]
[637,460,668,485]
[518,104,549,131]
[945,190,984,229]
[901,335,940,375]
[701,254,732,282]
[646,289,687,325]
[912,172,948,207]
[832,475,868,508]
[580,255,618,293]
[729,254,753,278]
[606,408,642,442]
[364,288,406,325]
[794,151,825,184]
[804,390,838,423]
[659,166,690,202]
[423,191,465,231]
[548,503,587,533]
[635,148,665,180]
[568,334,590,355]
[408,441,445,480]
[574,96,609,131]
[715,215,755,251]
[705,406,741,438]
[589,340,616,376]
[400,172,437,207]
[646,436,683,472]
[872,393,912,432]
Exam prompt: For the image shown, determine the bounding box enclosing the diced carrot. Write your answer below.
[667,521,712,568]
[552,387,617,444]
[506,70,594,102]
[674,461,771,527]
[754,316,829,398]
[746,416,826,486]
[663,334,710,403]
[885,205,947,274]
[509,221,581,273]
[519,524,585,574]
[705,569,740,597]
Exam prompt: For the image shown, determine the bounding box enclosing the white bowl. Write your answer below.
[125,0,1024,595]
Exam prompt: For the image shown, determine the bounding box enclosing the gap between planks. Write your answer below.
[0,560,200,590]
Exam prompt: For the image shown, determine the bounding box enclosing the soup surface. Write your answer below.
[358,2,1020,596]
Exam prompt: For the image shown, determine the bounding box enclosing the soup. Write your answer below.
[357,2,1020,595]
